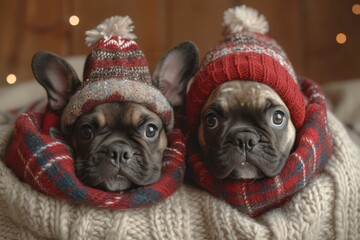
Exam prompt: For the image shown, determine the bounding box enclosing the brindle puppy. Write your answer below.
[31,41,199,191]
[71,102,167,191]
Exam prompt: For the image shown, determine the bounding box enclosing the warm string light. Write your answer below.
[5,15,80,85]
[352,4,360,15]
[6,74,17,85]
[3,6,356,85]
[69,15,80,26]
[335,4,360,45]
[336,33,347,44]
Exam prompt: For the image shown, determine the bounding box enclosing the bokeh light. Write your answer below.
[69,15,80,26]
[6,74,17,84]
[336,33,347,44]
[352,4,360,15]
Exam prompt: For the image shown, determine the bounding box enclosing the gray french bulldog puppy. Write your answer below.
[197,81,296,180]
[31,41,198,191]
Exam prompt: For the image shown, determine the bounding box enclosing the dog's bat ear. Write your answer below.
[152,41,199,107]
[32,51,81,112]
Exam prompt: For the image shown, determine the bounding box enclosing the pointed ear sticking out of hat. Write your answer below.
[60,16,175,135]
[152,41,200,107]
[5,15,188,210]
[31,51,81,113]
[186,5,306,133]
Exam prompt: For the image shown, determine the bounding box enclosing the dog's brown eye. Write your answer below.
[144,123,158,140]
[205,113,219,129]
[79,124,93,140]
[272,110,286,127]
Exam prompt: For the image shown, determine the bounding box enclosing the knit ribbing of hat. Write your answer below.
[186,53,305,132]
[201,32,297,82]
[83,38,151,85]
[61,79,174,133]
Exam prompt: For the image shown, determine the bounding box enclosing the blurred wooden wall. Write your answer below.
[1,0,360,87]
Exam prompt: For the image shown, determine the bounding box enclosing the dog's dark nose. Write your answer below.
[232,131,259,151]
[108,144,134,166]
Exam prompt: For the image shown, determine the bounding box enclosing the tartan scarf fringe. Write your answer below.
[187,77,333,217]
[4,110,186,209]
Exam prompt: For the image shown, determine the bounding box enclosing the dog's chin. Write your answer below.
[206,148,285,180]
[100,175,134,192]
[99,170,161,192]
[79,168,161,192]
[207,156,264,180]
[228,163,264,179]
[75,154,162,192]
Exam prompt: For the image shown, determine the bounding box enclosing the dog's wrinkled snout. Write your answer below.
[231,131,260,151]
[108,144,134,166]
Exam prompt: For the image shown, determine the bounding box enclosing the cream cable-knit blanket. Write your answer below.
[0,112,359,240]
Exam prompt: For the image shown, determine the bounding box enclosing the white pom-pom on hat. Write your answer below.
[223,5,269,35]
[85,15,137,46]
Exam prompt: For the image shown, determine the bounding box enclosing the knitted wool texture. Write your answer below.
[0,112,358,239]
[187,77,333,217]
[61,16,174,133]
[4,108,185,209]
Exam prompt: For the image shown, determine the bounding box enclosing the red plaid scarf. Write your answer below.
[187,77,333,217]
[5,109,185,209]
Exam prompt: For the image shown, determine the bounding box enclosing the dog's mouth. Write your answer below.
[94,174,134,192]
[75,148,161,191]
[227,154,265,180]
[208,149,261,179]
[206,138,284,180]
[115,155,160,185]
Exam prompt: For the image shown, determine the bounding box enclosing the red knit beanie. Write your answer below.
[61,16,174,134]
[186,5,306,132]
